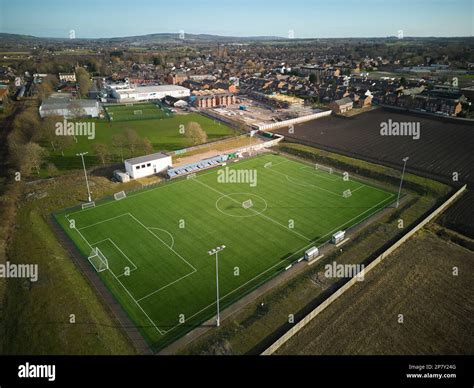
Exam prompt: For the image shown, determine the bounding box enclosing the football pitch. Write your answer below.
[104,102,172,121]
[54,153,396,350]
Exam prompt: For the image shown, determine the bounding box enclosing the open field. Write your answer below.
[273,109,474,238]
[44,113,236,170]
[54,153,395,350]
[275,231,474,355]
[438,190,474,239]
[104,102,172,122]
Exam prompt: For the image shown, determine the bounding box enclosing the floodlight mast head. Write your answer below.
[208,245,226,255]
[402,156,409,163]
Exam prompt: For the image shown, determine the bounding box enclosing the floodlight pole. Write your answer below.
[396,157,409,208]
[77,152,92,203]
[208,245,226,327]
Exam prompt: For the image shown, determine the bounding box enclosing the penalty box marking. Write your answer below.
[89,237,138,278]
[266,160,386,198]
[67,212,199,335]
[65,215,165,335]
[299,165,339,182]
[81,212,197,299]
[264,164,342,198]
[298,162,388,195]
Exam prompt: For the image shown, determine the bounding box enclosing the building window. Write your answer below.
[136,166,140,169]
[141,164,146,168]
[147,163,151,167]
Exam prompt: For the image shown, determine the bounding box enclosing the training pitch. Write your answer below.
[104,102,172,121]
[54,153,396,350]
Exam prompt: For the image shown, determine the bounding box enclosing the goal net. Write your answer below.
[114,191,127,201]
[242,199,253,209]
[264,162,272,168]
[88,247,109,272]
[82,201,95,210]
[315,164,333,174]
[125,103,134,106]
[133,110,143,115]
[343,189,352,198]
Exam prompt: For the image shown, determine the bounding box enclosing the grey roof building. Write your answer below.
[39,98,99,118]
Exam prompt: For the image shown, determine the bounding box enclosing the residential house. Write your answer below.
[329,97,353,113]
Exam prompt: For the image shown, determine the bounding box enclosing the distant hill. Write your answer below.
[0,32,287,44]
[1,32,472,48]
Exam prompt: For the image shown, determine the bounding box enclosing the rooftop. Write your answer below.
[333,97,353,106]
[125,152,170,165]
[40,98,98,110]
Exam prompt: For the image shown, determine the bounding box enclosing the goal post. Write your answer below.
[315,164,333,174]
[114,191,127,201]
[82,201,95,210]
[242,199,253,209]
[88,247,109,273]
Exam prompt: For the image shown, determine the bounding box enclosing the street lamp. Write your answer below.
[76,152,92,203]
[208,245,226,327]
[396,157,409,208]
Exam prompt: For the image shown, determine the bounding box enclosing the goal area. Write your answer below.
[88,247,109,273]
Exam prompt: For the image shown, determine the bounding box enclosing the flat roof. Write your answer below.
[114,85,190,95]
[40,98,98,110]
[125,152,170,165]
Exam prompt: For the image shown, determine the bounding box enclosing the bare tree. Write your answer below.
[141,137,153,155]
[185,122,208,146]
[13,107,41,143]
[38,115,62,149]
[123,128,141,156]
[20,142,47,176]
[68,100,86,118]
[46,163,59,177]
[111,133,127,162]
[91,143,110,165]
[55,135,74,156]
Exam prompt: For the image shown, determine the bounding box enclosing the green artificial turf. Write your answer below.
[104,102,172,121]
[54,153,395,350]
[45,113,236,170]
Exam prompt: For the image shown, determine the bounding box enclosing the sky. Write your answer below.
[0,0,473,39]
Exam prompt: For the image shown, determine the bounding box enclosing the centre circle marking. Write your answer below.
[215,192,268,218]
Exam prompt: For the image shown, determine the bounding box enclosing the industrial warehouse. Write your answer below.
[107,81,190,103]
